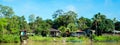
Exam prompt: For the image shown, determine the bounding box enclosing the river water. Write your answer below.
[0,40,120,45]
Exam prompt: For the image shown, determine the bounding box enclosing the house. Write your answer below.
[71,30,85,37]
[50,28,60,37]
[113,30,120,34]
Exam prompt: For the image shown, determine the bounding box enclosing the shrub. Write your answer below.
[0,34,20,43]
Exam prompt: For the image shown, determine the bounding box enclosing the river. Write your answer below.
[0,41,120,45]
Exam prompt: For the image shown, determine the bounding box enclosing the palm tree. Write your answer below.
[93,13,105,36]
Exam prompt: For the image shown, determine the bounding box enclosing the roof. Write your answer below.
[113,30,120,33]
[50,28,60,32]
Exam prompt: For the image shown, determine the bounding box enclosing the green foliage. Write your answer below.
[0,18,8,34]
[115,21,120,31]
[52,9,64,18]
[66,37,81,42]
[59,26,66,32]
[0,34,20,43]
[92,13,114,36]
[29,36,53,41]
[29,16,51,35]
[29,14,35,23]
[52,10,77,29]
[7,16,20,34]
[29,36,89,42]
[45,19,53,26]
[94,35,120,42]
[77,17,89,30]
[67,23,78,32]
[19,16,29,30]
[0,4,14,17]
[104,19,114,32]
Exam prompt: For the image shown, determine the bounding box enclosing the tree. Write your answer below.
[33,16,51,35]
[0,4,14,18]
[0,18,8,34]
[64,11,77,24]
[67,23,77,32]
[19,16,30,32]
[92,13,105,36]
[53,10,77,29]
[58,26,66,33]
[28,14,35,31]
[85,18,92,28]
[52,9,64,19]
[19,16,26,29]
[29,14,35,23]
[45,19,53,27]
[115,21,120,31]
[7,15,20,34]
[77,17,88,30]
[104,19,114,32]
[92,13,114,36]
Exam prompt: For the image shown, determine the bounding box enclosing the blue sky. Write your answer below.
[0,0,120,21]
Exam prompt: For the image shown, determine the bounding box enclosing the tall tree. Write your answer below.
[29,14,35,30]
[92,13,104,36]
[29,14,35,23]
[33,16,51,35]
[0,4,14,18]
[77,17,88,30]
[92,13,114,36]
[53,10,77,29]
[52,9,64,19]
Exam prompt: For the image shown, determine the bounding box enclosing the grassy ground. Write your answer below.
[93,35,120,42]
[29,36,89,42]
[0,34,120,43]
[29,35,120,42]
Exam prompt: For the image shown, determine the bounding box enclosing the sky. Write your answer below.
[0,0,120,21]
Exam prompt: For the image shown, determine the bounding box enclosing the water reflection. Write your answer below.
[0,41,120,45]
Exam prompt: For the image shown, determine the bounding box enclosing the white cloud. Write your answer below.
[66,5,76,12]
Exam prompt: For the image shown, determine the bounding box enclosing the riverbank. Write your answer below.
[29,35,120,42]
[1,41,120,45]
[93,35,120,42]
[29,36,89,42]
[0,35,120,43]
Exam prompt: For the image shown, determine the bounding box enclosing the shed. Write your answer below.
[50,28,60,37]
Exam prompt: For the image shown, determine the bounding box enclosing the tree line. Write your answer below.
[0,4,120,36]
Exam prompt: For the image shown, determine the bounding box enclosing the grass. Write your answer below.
[1,34,120,43]
[29,35,120,42]
[29,35,89,42]
[93,35,120,42]
[29,36,53,42]
[66,36,89,42]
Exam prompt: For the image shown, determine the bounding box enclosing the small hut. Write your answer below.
[70,30,85,37]
[50,28,60,37]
